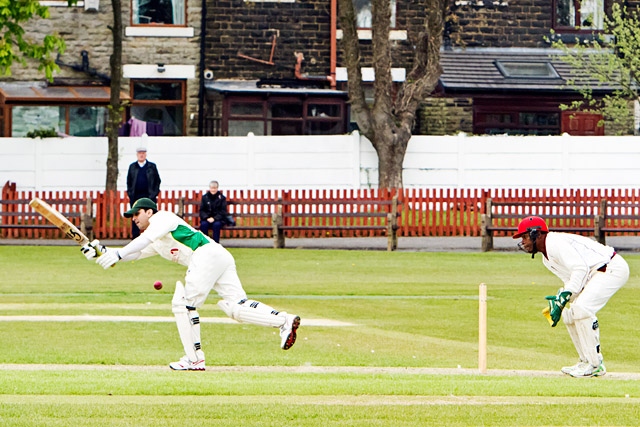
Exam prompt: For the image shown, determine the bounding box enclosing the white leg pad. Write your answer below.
[569,305,601,367]
[188,308,202,353]
[172,281,199,362]
[218,299,285,328]
[564,323,587,363]
[562,309,587,363]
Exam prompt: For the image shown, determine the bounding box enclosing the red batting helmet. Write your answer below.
[513,216,549,239]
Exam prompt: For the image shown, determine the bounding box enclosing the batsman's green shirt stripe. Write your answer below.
[171,224,210,251]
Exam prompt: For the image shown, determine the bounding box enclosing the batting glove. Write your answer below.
[81,239,107,260]
[544,291,572,327]
[96,250,121,269]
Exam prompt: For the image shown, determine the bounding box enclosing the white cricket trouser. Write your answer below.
[183,243,247,308]
[571,254,629,315]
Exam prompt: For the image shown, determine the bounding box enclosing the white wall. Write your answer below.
[1,133,639,191]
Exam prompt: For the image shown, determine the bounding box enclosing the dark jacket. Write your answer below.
[200,191,231,223]
[127,161,161,202]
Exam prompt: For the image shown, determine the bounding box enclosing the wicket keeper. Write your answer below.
[513,216,629,377]
[81,198,300,371]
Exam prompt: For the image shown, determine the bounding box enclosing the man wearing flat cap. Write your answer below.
[126,146,161,238]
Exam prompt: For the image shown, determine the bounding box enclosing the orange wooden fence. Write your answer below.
[2,181,639,240]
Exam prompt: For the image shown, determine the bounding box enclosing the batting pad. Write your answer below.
[218,299,285,328]
[172,281,199,362]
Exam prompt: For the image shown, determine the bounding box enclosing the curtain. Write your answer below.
[172,0,185,25]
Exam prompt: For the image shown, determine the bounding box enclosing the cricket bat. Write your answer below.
[29,197,92,247]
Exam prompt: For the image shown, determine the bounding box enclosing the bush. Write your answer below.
[26,128,58,138]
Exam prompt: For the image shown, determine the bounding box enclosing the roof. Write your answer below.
[0,82,130,104]
[439,48,621,94]
[206,79,348,96]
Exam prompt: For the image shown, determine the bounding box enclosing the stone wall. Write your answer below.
[13,3,201,135]
[418,98,473,135]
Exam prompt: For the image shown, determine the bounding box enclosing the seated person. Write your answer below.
[199,180,234,243]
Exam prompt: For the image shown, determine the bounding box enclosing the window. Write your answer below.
[130,80,185,136]
[132,0,185,25]
[478,111,560,135]
[9,105,108,137]
[222,96,346,137]
[68,106,108,136]
[495,61,560,79]
[353,0,396,29]
[0,85,126,137]
[474,98,562,135]
[554,0,604,31]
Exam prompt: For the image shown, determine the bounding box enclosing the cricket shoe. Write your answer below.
[280,314,301,350]
[169,355,206,371]
[569,363,606,378]
[561,361,588,375]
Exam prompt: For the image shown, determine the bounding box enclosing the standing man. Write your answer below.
[513,216,629,377]
[81,198,300,371]
[199,180,234,243]
[126,146,161,238]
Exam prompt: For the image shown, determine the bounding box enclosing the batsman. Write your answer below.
[513,216,629,378]
[80,198,300,371]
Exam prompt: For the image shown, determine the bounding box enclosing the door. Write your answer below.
[561,111,604,135]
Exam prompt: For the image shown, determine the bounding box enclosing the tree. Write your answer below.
[337,0,447,188]
[549,3,639,134]
[1,0,122,190]
[0,0,77,80]
[106,0,124,192]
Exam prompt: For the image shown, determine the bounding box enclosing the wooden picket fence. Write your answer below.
[2,181,640,240]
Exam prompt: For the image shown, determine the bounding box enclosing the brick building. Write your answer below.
[201,0,431,136]
[1,1,637,138]
[425,0,637,136]
[202,0,637,137]
[0,1,200,137]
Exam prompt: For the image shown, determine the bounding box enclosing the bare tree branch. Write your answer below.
[337,0,372,136]
[338,0,447,187]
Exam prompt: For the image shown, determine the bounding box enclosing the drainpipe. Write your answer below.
[294,0,338,91]
[197,0,207,135]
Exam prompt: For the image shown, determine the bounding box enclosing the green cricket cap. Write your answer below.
[124,198,157,218]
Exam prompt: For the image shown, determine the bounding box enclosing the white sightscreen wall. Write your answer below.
[1,133,639,191]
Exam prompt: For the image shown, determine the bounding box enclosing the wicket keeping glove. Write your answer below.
[544,291,572,327]
[96,250,121,269]
[81,239,107,260]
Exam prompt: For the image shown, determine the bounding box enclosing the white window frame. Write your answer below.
[336,29,407,41]
[554,0,604,31]
[40,1,84,6]
[131,0,186,26]
[353,0,396,29]
[127,0,194,37]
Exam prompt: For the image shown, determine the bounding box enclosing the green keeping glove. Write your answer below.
[544,291,572,327]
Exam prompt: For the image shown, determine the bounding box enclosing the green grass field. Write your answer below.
[1,245,639,426]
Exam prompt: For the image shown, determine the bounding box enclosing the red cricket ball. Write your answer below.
[153,281,163,290]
